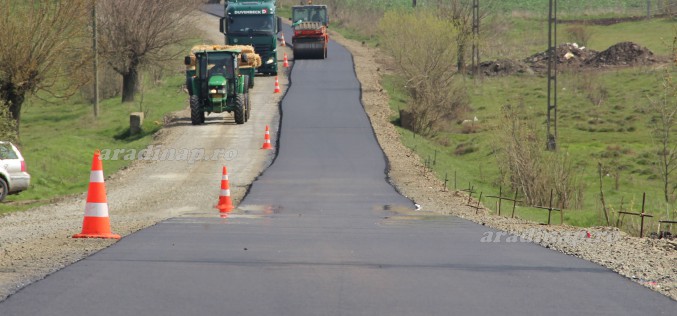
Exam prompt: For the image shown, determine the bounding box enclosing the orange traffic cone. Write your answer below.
[273,76,281,93]
[283,53,289,68]
[261,125,273,150]
[73,150,120,239]
[279,33,286,47]
[216,166,234,213]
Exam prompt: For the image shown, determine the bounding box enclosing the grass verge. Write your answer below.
[1,70,188,215]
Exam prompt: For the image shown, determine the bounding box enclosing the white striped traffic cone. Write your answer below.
[73,150,120,239]
[261,125,273,150]
[216,166,234,213]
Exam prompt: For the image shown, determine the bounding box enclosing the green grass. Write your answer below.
[1,69,188,215]
[382,64,677,230]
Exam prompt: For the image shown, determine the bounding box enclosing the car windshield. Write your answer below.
[0,143,18,160]
[227,15,274,34]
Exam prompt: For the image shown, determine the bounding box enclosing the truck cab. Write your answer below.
[221,0,281,76]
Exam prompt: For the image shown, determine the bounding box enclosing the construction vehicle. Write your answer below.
[291,3,328,59]
[221,0,281,76]
[185,45,261,125]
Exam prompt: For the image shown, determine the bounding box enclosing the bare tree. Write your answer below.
[0,0,90,137]
[432,0,493,73]
[97,0,200,103]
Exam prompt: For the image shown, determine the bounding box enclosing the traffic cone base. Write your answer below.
[73,217,121,239]
[73,150,120,239]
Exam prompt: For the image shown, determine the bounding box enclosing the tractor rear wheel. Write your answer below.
[233,94,245,125]
[190,96,203,125]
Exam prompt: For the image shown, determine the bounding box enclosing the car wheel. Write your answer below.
[0,178,8,202]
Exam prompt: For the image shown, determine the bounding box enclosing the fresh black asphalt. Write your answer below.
[0,5,674,315]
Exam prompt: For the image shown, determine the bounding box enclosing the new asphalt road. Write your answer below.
[0,8,674,316]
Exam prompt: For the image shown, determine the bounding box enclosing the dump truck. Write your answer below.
[185,45,261,125]
[221,0,281,76]
[291,4,328,59]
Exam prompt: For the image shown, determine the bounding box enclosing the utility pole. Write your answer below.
[647,0,651,18]
[92,0,99,118]
[413,0,417,8]
[471,0,480,77]
[546,0,557,151]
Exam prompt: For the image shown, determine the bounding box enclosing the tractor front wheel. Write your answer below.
[233,94,246,125]
[190,96,203,125]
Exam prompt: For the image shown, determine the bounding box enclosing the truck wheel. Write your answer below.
[245,92,251,122]
[190,95,202,125]
[243,76,250,92]
[247,74,254,88]
[0,178,8,202]
[242,76,250,122]
[233,94,245,125]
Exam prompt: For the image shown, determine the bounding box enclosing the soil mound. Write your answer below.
[525,43,598,72]
[585,41,657,67]
[478,59,532,76]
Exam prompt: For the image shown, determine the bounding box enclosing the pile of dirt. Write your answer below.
[585,41,657,67]
[483,41,660,75]
[525,43,599,72]
[478,59,532,77]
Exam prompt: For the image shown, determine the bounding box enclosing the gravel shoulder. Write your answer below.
[0,11,291,301]
[328,31,677,301]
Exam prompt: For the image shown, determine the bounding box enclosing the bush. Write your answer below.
[378,9,469,136]
[494,104,582,209]
[566,25,593,47]
[0,106,17,143]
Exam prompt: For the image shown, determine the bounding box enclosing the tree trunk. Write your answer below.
[457,42,466,73]
[4,86,25,137]
[121,66,139,103]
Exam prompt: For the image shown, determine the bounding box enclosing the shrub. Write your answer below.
[0,105,17,143]
[494,104,582,209]
[378,9,469,136]
[566,25,593,47]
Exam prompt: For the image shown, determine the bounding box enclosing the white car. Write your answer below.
[0,141,30,201]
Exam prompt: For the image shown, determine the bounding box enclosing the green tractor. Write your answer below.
[184,48,252,125]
